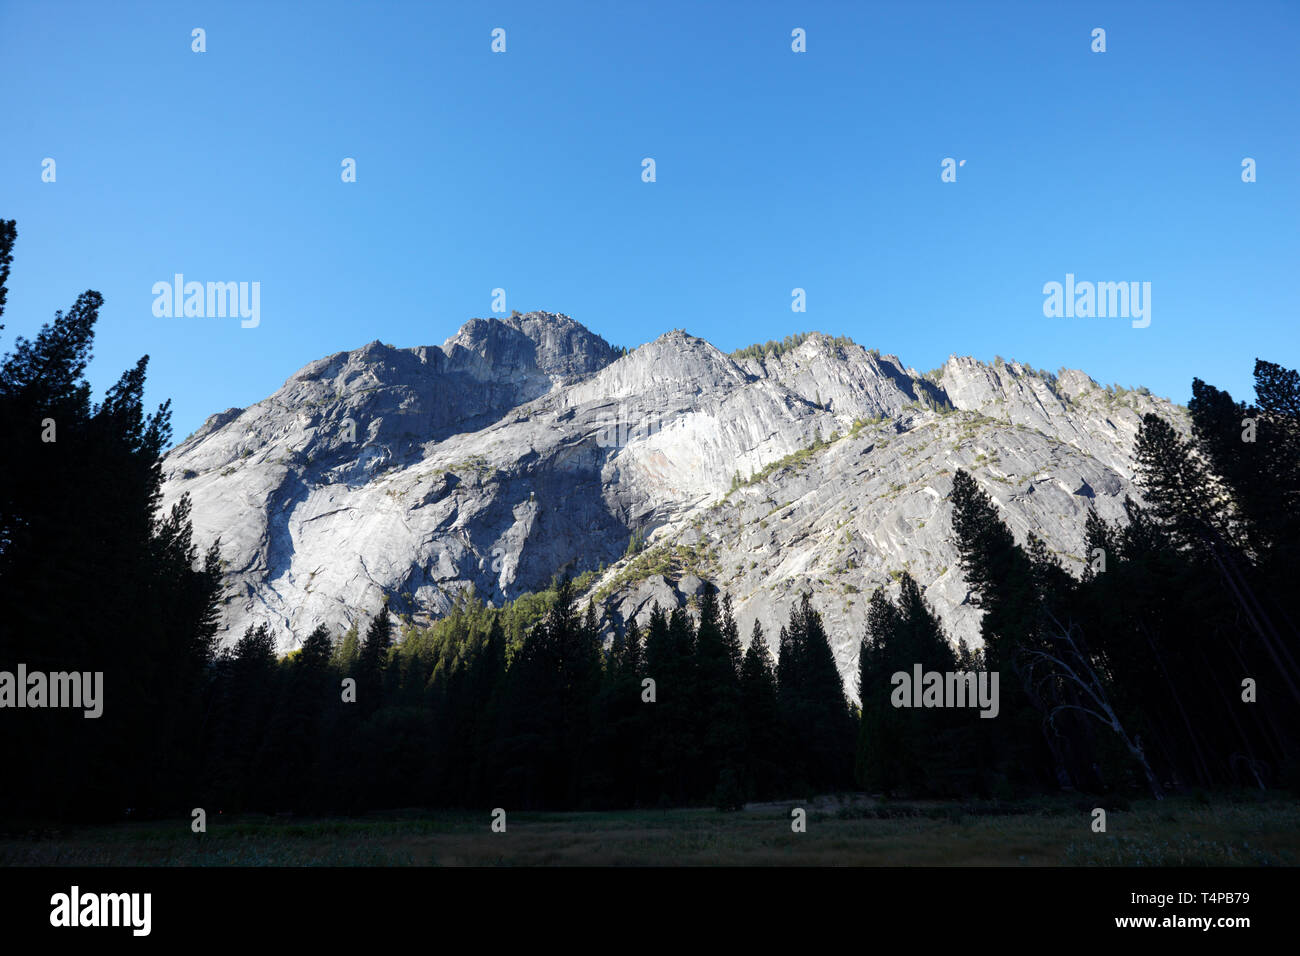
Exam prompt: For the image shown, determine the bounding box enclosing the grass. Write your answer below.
[3,795,1295,866]
[733,442,823,490]
[730,417,894,497]
[593,542,719,602]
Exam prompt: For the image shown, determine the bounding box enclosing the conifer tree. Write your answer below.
[739,621,782,797]
[356,609,393,714]
[950,469,1070,790]
[332,623,360,671]
[949,470,1037,667]
[777,592,855,793]
[694,585,744,798]
[856,588,901,791]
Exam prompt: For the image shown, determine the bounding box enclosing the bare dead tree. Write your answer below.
[1020,612,1164,801]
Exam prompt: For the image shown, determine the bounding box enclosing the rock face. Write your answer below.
[161,311,1186,695]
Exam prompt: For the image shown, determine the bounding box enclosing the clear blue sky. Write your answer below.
[2,0,1297,442]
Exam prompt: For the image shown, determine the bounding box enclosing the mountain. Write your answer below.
[160,311,1185,692]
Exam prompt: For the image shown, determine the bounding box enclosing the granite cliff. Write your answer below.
[161,311,1184,691]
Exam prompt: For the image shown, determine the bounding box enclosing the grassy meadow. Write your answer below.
[2,793,1297,866]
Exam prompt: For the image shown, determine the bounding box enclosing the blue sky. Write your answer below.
[2,0,1297,441]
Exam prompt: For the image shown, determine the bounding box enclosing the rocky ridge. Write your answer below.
[161,311,1184,693]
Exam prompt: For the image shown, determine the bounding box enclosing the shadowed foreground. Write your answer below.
[3,795,1297,866]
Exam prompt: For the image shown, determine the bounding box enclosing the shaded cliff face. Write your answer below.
[161,312,1185,693]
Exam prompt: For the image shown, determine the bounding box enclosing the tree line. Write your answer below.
[192,584,856,814]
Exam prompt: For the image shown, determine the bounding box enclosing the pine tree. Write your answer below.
[949,469,1037,667]
[739,621,782,798]
[856,589,901,791]
[949,469,1069,791]
[332,623,360,671]
[694,585,744,799]
[356,609,393,714]
[285,625,339,810]
[598,616,647,805]
[210,624,280,810]
[562,599,605,806]
[777,592,856,793]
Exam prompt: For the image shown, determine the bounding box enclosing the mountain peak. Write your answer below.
[443,310,616,383]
